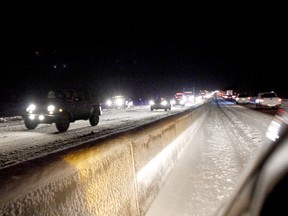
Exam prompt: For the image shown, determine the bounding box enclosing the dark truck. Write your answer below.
[22,89,102,132]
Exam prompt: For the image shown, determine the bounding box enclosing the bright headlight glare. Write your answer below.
[161,101,167,105]
[149,100,155,105]
[47,105,55,112]
[106,100,112,106]
[29,114,35,120]
[115,98,124,106]
[26,104,36,112]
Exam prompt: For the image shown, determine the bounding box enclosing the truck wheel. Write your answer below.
[56,113,70,132]
[24,118,38,130]
[89,111,99,126]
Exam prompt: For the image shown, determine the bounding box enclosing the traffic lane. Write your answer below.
[233,101,287,116]
[0,104,199,169]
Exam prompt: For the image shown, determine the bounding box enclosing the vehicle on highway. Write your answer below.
[226,94,233,101]
[235,93,251,104]
[222,90,235,101]
[199,90,209,99]
[255,91,282,109]
[106,95,133,109]
[150,96,171,111]
[214,110,288,215]
[170,92,185,107]
[22,89,102,132]
[183,91,194,104]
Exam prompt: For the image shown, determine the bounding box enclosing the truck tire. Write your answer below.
[24,118,38,130]
[56,112,70,132]
[89,109,100,126]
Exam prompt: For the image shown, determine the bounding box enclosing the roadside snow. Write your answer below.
[146,99,277,216]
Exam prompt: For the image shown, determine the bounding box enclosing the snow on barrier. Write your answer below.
[0,101,210,216]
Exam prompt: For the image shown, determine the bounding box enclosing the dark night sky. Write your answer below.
[1,4,286,102]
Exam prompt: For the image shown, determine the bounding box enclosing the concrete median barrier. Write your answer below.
[0,101,210,216]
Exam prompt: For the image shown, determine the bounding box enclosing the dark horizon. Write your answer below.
[1,7,286,102]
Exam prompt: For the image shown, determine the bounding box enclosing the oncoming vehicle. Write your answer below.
[183,91,194,103]
[235,93,251,104]
[255,91,282,109]
[215,111,288,215]
[171,92,185,107]
[22,89,102,132]
[150,96,171,111]
[106,95,133,109]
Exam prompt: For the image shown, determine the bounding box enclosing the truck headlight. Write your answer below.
[26,104,36,113]
[47,105,55,112]
[115,98,124,106]
[106,100,112,106]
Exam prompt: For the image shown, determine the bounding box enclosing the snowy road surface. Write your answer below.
[146,98,284,215]
[0,97,287,215]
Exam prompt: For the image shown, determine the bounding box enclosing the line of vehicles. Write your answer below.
[21,89,213,132]
[149,90,214,111]
[105,95,133,110]
[105,90,212,112]
[219,90,282,110]
[19,88,288,215]
[22,87,281,133]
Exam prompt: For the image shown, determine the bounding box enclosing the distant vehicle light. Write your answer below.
[161,101,168,105]
[126,101,133,106]
[115,98,124,106]
[47,105,55,112]
[106,100,112,106]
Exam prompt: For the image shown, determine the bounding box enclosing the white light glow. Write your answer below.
[26,104,36,112]
[29,114,35,120]
[39,115,44,121]
[47,105,55,112]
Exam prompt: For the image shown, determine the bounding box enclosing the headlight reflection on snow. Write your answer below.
[136,133,187,186]
[266,120,281,142]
